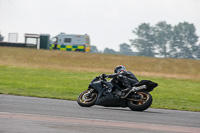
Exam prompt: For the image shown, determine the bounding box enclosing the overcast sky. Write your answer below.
[0,0,200,51]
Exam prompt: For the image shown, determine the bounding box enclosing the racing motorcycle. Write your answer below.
[77,74,158,111]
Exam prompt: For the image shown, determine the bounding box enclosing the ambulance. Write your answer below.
[50,33,90,52]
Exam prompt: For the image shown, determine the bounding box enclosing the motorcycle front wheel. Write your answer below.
[127,91,152,111]
[77,89,98,107]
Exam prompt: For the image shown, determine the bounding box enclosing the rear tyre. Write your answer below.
[77,89,98,107]
[127,92,152,111]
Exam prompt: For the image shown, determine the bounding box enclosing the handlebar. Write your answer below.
[96,74,109,81]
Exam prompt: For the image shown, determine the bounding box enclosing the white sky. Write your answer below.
[0,0,200,51]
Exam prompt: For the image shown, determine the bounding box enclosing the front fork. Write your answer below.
[85,88,95,97]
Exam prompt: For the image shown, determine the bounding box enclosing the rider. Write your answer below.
[102,65,139,94]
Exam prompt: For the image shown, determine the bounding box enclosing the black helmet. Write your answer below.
[114,65,126,73]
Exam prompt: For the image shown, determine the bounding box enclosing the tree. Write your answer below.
[0,33,4,41]
[154,21,172,58]
[130,21,199,59]
[170,22,199,59]
[130,23,156,57]
[90,45,99,53]
[192,44,200,59]
[119,43,133,55]
[103,48,116,54]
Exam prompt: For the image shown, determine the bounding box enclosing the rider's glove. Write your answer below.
[101,73,107,79]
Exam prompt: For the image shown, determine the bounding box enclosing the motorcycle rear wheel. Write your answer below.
[127,92,152,111]
[77,89,98,107]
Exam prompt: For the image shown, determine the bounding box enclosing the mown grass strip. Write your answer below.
[0,65,199,111]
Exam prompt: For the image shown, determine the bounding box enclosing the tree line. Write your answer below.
[91,21,200,60]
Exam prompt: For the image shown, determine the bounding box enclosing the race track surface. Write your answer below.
[0,94,199,133]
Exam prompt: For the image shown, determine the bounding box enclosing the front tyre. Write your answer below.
[77,89,98,107]
[127,92,152,111]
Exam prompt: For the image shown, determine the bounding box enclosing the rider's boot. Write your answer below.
[122,86,132,92]
[121,86,132,97]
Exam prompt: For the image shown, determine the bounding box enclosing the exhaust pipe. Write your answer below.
[134,85,147,91]
[121,85,147,98]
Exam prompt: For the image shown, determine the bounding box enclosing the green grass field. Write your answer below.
[0,47,200,111]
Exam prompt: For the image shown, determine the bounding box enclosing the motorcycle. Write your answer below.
[77,74,158,111]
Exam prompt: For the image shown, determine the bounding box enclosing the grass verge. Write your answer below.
[0,65,199,112]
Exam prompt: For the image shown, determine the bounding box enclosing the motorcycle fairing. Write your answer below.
[96,91,127,107]
[88,79,127,107]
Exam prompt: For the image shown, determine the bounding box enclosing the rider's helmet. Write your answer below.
[114,65,126,73]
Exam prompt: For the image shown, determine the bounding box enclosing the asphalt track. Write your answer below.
[0,94,200,133]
